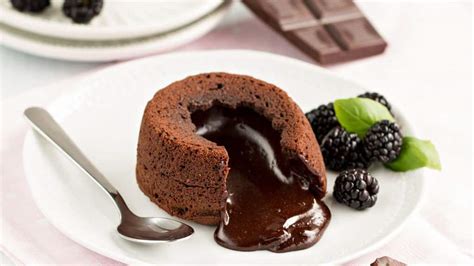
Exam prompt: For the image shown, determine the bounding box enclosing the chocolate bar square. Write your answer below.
[245,0,318,31]
[305,0,360,20]
[326,18,387,51]
[287,26,343,64]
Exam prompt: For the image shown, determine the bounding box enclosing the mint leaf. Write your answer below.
[386,136,441,171]
[334,98,395,137]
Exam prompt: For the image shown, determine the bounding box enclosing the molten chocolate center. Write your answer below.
[192,106,330,252]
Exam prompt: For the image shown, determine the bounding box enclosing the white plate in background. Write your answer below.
[23,50,425,264]
[0,1,229,62]
[0,0,223,41]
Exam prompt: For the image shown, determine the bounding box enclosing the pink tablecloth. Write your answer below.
[1,2,472,265]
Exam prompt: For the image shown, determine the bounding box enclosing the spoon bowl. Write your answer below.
[113,194,194,243]
[117,217,194,244]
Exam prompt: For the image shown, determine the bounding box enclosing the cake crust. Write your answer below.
[136,72,326,225]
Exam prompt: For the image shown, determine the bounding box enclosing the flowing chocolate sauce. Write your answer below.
[192,106,330,252]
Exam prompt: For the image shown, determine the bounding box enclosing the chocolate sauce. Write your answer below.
[192,106,330,252]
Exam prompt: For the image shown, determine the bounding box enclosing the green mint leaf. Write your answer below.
[386,136,441,171]
[334,98,395,137]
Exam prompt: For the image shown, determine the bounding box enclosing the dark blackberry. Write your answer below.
[358,92,392,112]
[320,126,369,171]
[305,103,340,143]
[333,169,379,210]
[63,0,103,24]
[345,155,371,170]
[10,0,50,12]
[363,120,403,163]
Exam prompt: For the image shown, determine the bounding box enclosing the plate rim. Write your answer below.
[22,49,427,264]
[0,1,230,62]
[0,0,224,41]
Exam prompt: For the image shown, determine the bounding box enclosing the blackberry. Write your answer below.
[10,0,50,12]
[363,120,403,163]
[320,126,369,171]
[345,155,371,170]
[358,92,392,112]
[305,103,340,143]
[333,169,379,210]
[63,0,103,24]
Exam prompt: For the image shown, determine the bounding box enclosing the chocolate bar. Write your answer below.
[243,0,387,64]
[371,256,406,266]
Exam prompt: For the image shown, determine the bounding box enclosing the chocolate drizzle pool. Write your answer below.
[192,106,330,252]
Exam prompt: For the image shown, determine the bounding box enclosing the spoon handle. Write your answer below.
[24,107,119,196]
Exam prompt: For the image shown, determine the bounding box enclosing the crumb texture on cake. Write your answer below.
[136,72,326,225]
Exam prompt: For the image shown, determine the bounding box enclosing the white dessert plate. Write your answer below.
[23,50,425,264]
[0,1,229,62]
[0,0,223,41]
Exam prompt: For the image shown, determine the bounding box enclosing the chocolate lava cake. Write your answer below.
[136,72,330,252]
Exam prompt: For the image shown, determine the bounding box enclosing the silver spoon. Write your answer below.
[24,107,194,244]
